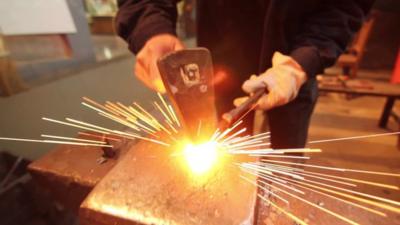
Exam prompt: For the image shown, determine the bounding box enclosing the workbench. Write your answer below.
[318,76,400,133]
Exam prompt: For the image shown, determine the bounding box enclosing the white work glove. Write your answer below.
[234,52,307,110]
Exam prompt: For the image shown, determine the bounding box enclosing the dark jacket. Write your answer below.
[115,0,374,148]
[116,0,373,78]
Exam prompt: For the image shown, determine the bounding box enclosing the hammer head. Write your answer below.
[157,48,217,142]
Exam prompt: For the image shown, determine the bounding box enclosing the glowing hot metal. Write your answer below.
[183,141,219,175]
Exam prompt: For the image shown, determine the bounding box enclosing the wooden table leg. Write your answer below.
[397,122,400,150]
[379,97,395,128]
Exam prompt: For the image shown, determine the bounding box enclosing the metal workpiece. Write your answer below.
[80,137,258,225]
[28,136,131,212]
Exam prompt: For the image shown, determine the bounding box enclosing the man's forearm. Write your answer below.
[289,0,374,78]
[115,0,179,54]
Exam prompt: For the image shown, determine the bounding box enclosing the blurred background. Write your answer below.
[0,0,399,225]
[0,0,198,160]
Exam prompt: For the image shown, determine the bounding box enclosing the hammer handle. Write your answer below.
[221,88,266,126]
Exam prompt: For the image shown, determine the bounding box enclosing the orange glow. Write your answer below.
[212,66,240,93]
[213,69,229,86]
[183,141,219,175]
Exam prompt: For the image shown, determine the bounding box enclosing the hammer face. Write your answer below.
[157,48,217,142]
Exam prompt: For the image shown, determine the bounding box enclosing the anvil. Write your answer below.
[28,48,260,225]
[28,134,132,212]
[80,136,258,225]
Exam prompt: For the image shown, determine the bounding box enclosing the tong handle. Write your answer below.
[221,88,266,126]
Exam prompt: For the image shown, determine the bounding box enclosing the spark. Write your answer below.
[262,159,400,177]
[242,167,360,225]
[78,132,121,142]
[240,175,289,204]
[1,92,400,225]
[205,120,400,224]
[297,169,399,190]
[259,171,361,225]
[215,120,243,142]
[43,117,111,134]
[257,193,308,225]
[242,163,400,214]
[169,104,181,127]
[240,166,305,194]
[197,120,202,137]
[247,155,310,159]
[291,180,387,217]
[309,131,400,144]
[158,92,178,126]
[154,101,173,125]
[0,137,113,148]
[42,97,175,147]
[40,134,107,144]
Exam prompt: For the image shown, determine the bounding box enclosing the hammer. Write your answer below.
[157,48,267,139]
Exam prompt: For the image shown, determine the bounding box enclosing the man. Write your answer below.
[115,0,373,149]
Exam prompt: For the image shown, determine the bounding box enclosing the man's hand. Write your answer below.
[234,52,307,110]
[135,34,184,93]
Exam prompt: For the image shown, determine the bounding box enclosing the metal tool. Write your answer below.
[157,48,217,141]
[219,88,266,131]
[158,48,267,137]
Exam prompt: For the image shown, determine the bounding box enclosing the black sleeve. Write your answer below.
[115,0,179,54]
[289,0,374,78]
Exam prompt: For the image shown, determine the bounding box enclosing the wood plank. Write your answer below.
[318,77,400,98]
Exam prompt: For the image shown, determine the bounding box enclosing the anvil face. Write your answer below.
[80,138,258,225]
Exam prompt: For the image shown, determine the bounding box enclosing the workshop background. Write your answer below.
[0,0,399,225]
